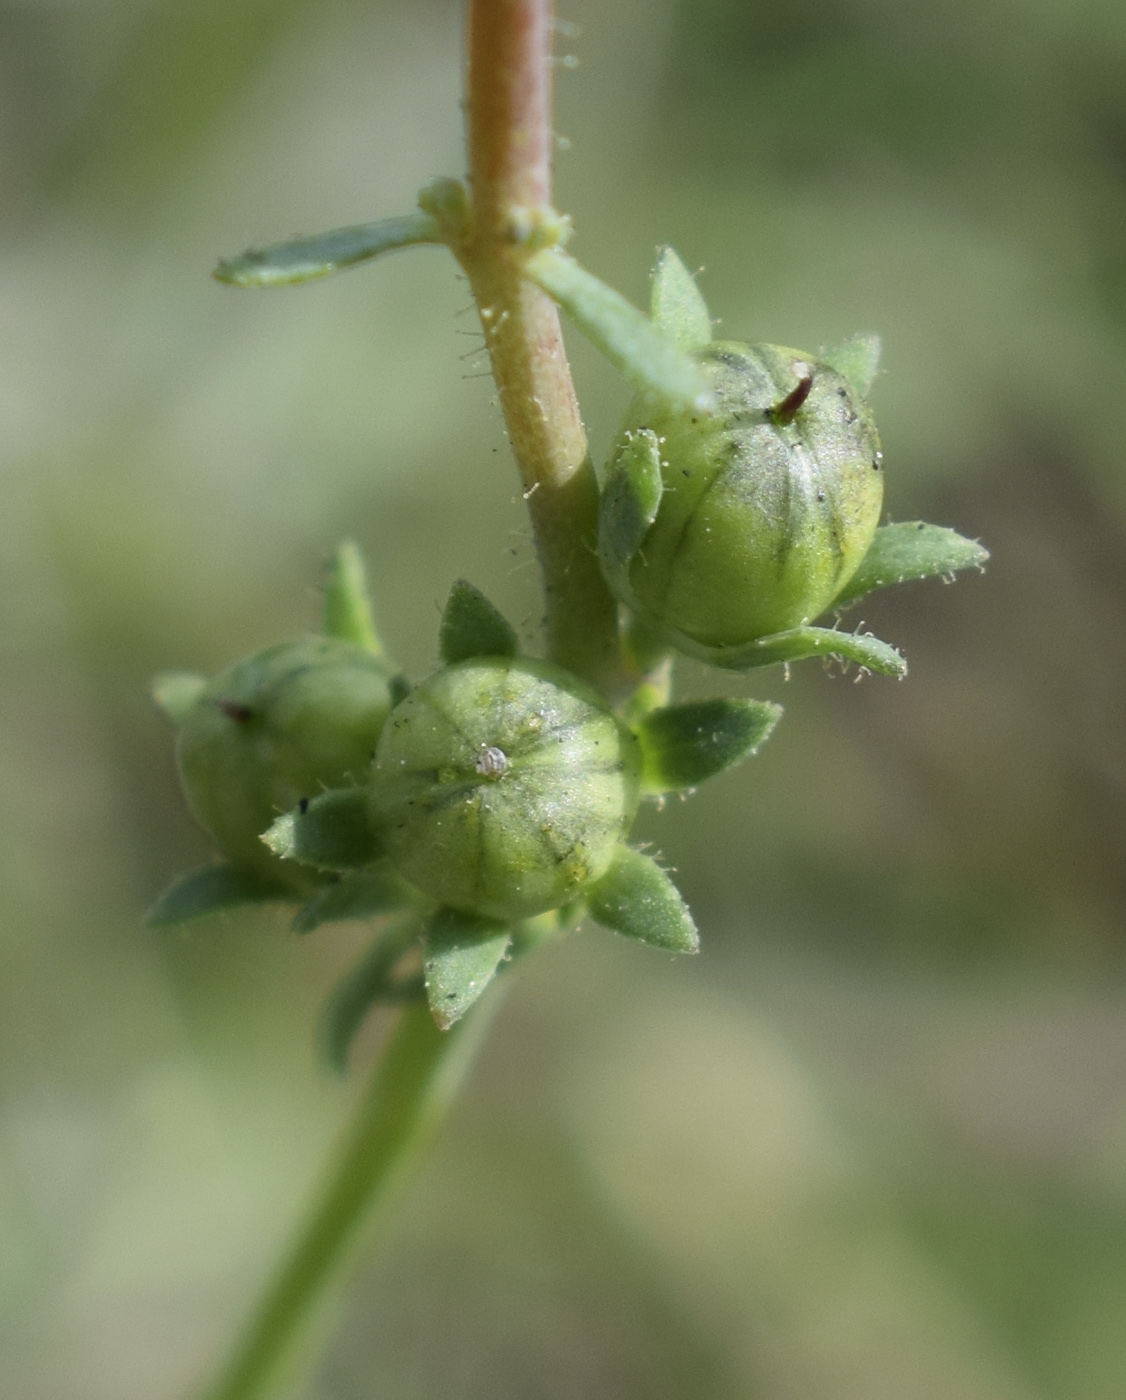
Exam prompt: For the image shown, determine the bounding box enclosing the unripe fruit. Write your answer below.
[176,637,397,887]
[612,342,883,648]
[372,659,641,921]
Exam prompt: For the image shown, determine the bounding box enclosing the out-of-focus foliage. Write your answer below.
[1,0,1124,1397]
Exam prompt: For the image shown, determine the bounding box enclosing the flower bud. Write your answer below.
[371,659,642,921]
[606,342,884,650]
[176,637,398,887]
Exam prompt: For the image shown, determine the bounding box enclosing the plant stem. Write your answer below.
[460,0,625,694]
[193,999,495,1400]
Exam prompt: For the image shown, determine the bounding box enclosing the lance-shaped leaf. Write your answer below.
[636,699,782,793]
[439,580,518,664]
[319,918,423,1073]
[650,246,712,352]
[422,907,512,1030]
[822,333,882,398]
[262,787,382,872]
[214,212,442,287]
[598,428,664,596]
[146,863,292,927]
[833,522,990,609]
[293,866,413,934]
[586,845,698,953]
[151,671,206,726]
[323,540,384,654]
[679,624,907,676]
[524,248,715,413]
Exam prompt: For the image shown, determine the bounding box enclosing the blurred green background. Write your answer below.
[2,0,1126,1395]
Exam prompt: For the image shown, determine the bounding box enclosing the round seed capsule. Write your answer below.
[176,636,397,888]
[372,658,642,921]
[613,342,883,648]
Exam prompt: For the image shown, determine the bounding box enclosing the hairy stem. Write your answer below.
[193,1000,495,1400]
[460,0,624,693]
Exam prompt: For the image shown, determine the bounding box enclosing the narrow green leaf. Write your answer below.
[318,919,423,1074]
[439,580,518,664]
[711,625,907,676]
[833,522,990,609]
[262,788,382,872]
[586,845,698,953]
[822,333,881,398]
[293,866,412,935]
[422,908,511,1030]
[598,428,664,586]
[214,213,442,288]
[322,541,383,654]
[146,863,291,926]
[151,671,206,726]
[650,246,712,351]
[524,248,715,413]
[636,699,782,793]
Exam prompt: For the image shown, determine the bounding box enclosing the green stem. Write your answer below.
[194,999,496,1400]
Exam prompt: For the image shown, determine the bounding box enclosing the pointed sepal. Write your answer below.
[293,866,412,934]
[636,699,782,793]
[690,624,907,676]
[318,919,423,1073]
[598,429,664,597]
[214,213,442,287]
[323,540,384,654]
[146,863,292,926]
[833,522,990,609]
[262,788,382,872]
[650,247,712,352]
[439,580,518,664]
[822,333,881,398]
[523,248,715,413]
[422,907,512,1029]
[151,671,206,726]
[586,845,698,953]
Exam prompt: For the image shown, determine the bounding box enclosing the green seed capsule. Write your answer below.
[371,659,642,921]
[176,637,397,888]
[609,342,884,649]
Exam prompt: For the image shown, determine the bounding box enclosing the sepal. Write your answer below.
[319,919,423,1073]
[151,671,206,726]
[650,247,712,352]
[263,788,383,872]
[293,866,413,934]
[665,622,906,676]
[585,845,698,953]
[636,699,782,793]
[833,522,989,609]
[146,863,292,926]
[439,580,518,664]
[597,429,663,595]
[422,907,512,1030]
[322,541,384,654]
[821,333,881,398]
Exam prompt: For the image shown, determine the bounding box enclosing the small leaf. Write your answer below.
[146,864,291,926]
[293,866,412,934]
[650,247,712,352]
[263,788,382,871]
[323,541,384,654]
[833,522,990,609]
[524,248,715,413]
[598,429,664,582]
[822,333,881,398]
[422,907,511,1029]
[151,671,206,726]
[319,919,422,1073]
[214,213,442,287]
[439,580,518,664]
[636,699,782,793]
[586,845,698,953]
